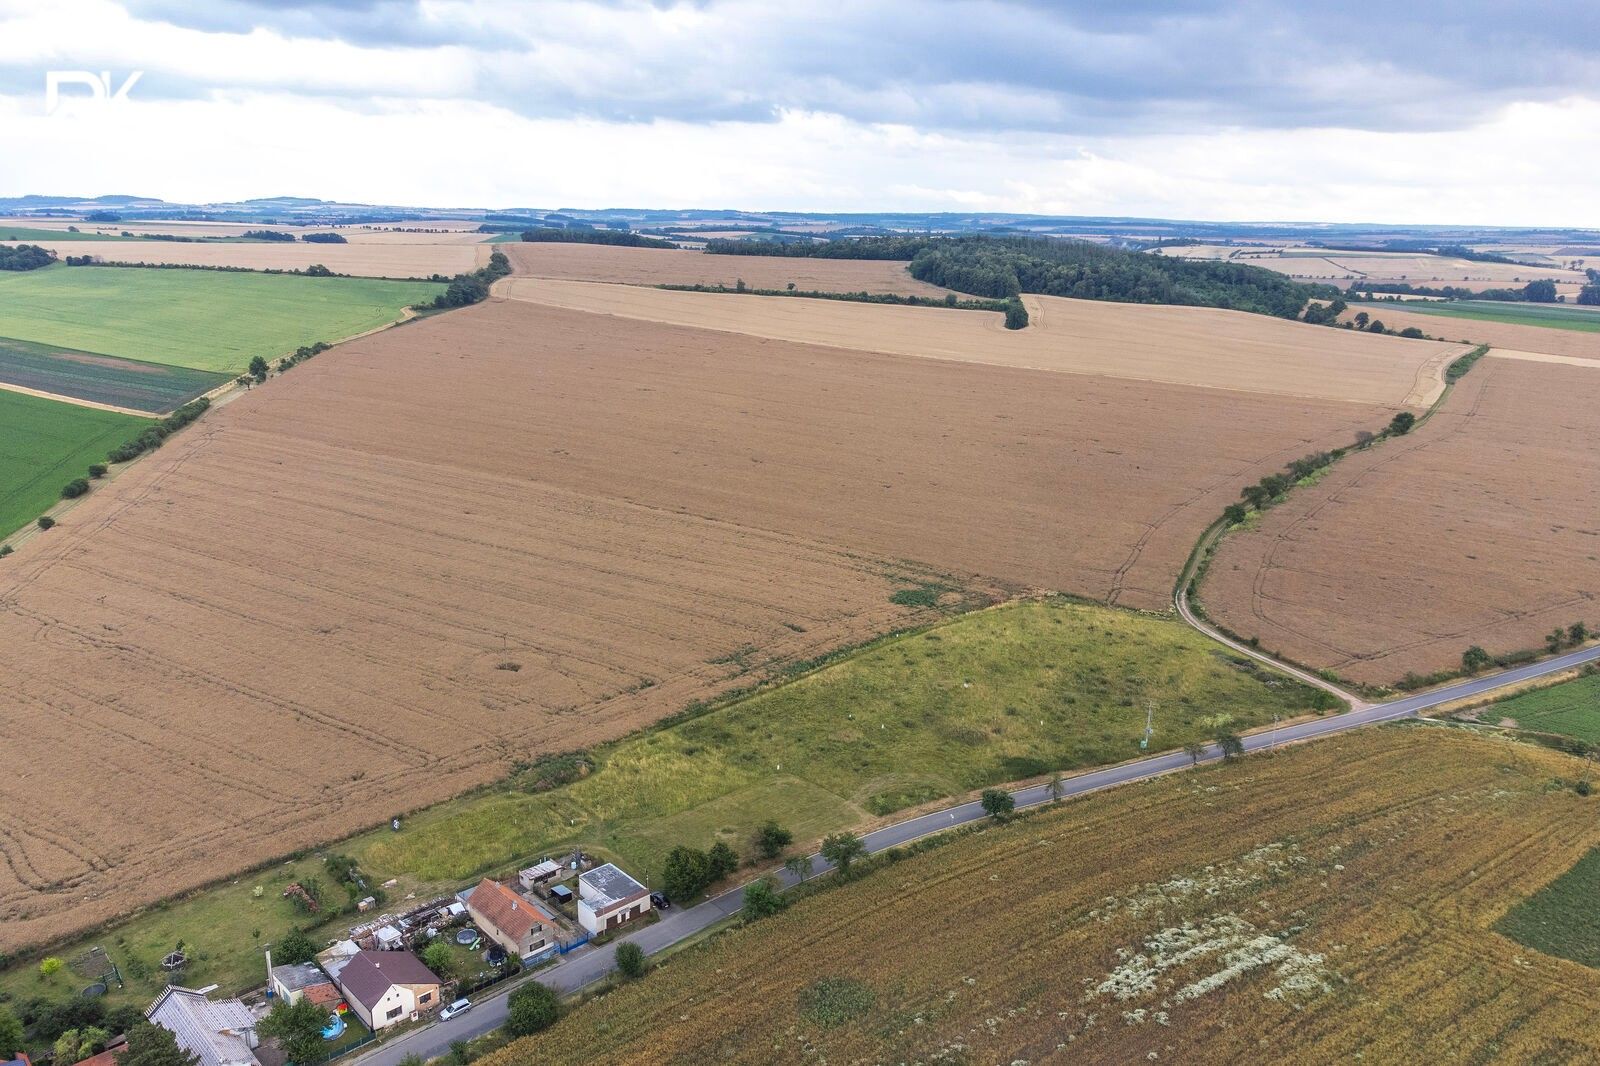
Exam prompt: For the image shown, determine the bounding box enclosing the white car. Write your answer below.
[439,998,473,1021]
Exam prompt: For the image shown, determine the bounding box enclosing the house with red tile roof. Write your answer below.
[464,878,562,960]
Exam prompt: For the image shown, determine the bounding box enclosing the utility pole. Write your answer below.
[1271,714,1280,753]
[1140,700,1156,751]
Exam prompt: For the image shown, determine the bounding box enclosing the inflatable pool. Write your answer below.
[321,1013,346,1041]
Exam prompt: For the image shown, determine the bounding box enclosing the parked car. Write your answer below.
[439,998,473,1021]
[650,892,670,910]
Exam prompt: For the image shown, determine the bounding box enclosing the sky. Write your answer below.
[2,0,1598,225]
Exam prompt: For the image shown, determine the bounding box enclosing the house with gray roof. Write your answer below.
[145,986,259,1066]
[577,862,652,935]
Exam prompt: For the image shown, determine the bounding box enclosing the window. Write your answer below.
[418,993,432,1005]
[386,1006,403,1021]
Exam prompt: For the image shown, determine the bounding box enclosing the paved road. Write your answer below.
[355,640,1600,1066]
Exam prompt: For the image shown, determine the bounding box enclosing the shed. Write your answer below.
[548,884,573,905]
[374,925,404,951]
[518,860,562,890]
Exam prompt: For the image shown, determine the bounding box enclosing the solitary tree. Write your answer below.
[1217,732,1245,762]
[116,1023,200,1066]
[1046,772,1065,803]
[505,982,561,1037]
[248,355,269,382]
[614,941,646,979]
[258,996,327,1066]
[421,939,455,979]
[1387,411,1416,436]
[1569,621,1590,644]
[820,832,866,879]
[980,788,1015,822]
[39,956,64,977]
[1462,645,1492,672]
[274,927,318,966]
[1548,628,1569,654]
[741,877,787,921]
[1183,740,1207,766]
[0,1005,24,1060]
[661,845,713,903]
[755,821,793,859]
[1353,311,1370,329]
[707,841,741,880]
[783,855,812,883]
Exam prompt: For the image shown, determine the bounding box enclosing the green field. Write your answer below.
[0,598,1338,1013]
[1496,845,1600,968]
[1383,299,1600,333]
[0,266,443,373]
[0,225,139,242]
[1494,671,1600,743]
[0,390,152,536]
[0,336,229,414]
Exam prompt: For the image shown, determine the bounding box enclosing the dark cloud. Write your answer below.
[44,0,1600,134]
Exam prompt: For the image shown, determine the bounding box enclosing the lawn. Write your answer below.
[0,266,443,373]
[0,389,151,537]
[0,336,229,414]
[0,599,1338,1016]
[1386,299,1600,333]
[1496,845,1600,968]
[1493,670,1600,743]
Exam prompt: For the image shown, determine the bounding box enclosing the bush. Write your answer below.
[1388,411,1416,436]
[1003,297,1029,329]
[707,841,740,879]
[980,788,1015,821]
[741,877,787,921]
[614,941,646,979]
[1462,645,1491,673]
[37,516,55,531]
[661,846,713,903]
[755,821,793,859]
[60,478,90,499]
[505,982,561,1037]
[39,956,64,977]
[87,463,107,479]
[274,927,318,966]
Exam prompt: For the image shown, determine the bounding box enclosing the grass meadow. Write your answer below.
[0,599,1335,1008]
[1493,670,1600,743]
[1496,845,1600,968]
[0,389,151,537]
[0,266,443,373]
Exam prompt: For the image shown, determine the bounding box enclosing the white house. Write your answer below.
[145,986,259,1066]
[577,863,652,935]
[333,950,442,1031]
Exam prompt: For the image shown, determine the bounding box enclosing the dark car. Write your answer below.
[650,892,670,910]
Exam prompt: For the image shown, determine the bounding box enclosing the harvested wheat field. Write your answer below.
[501,241,949,296]
[1203,354,1600,686]
[499,279,1468,406]
[1339,304,1600,360]
[21,240,484,278]
[0,296,1397,947]
[487,727,1600,1064]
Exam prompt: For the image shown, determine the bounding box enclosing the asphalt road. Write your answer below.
[355,640,1600,1066]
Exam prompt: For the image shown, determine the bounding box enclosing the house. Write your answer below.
[333,950,441,1031]
[465,878,562,959]
[269,962,341,1008]
[576,863,652,935]
[317,939,361,982]
[145,985,260,1066]
[517,860,562,891]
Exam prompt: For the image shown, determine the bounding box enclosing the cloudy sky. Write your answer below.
[3,0,1598,224]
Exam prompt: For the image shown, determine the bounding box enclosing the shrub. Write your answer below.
[707,841,740,880]
[755,821,793,859]
[37,516,55,531]
[1387,411,1416,436]
[980,788,1015,821]
[661,845,713,903]
[1462,645,1491,673]
[614,941,646,979]
[39,956,64,977]
[505,982,561,1036]
[274,927,318,966]
[741,877,787,921]
[61,478,90,499]
[87,463,107,479]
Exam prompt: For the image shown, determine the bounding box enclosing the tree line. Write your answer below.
[706,235,1332,318]
[519,228,675,249]
[426,249,511,309]
[0,244,56,271]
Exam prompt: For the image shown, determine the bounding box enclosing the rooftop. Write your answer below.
[334,950,441,1010]
[145,986,258,1066]
[270,962,332,992]
[467,878,561,942]
[578,863,648,910]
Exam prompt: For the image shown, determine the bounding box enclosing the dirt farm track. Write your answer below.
[0,291,1407,949]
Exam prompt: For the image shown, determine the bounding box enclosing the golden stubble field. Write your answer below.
[500,241,951,296]
[14,240,486,278]
[0,296,1399,948]
[498,278,1469,407]
[1203,354,1600,686]
[486,727,1600,1064]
